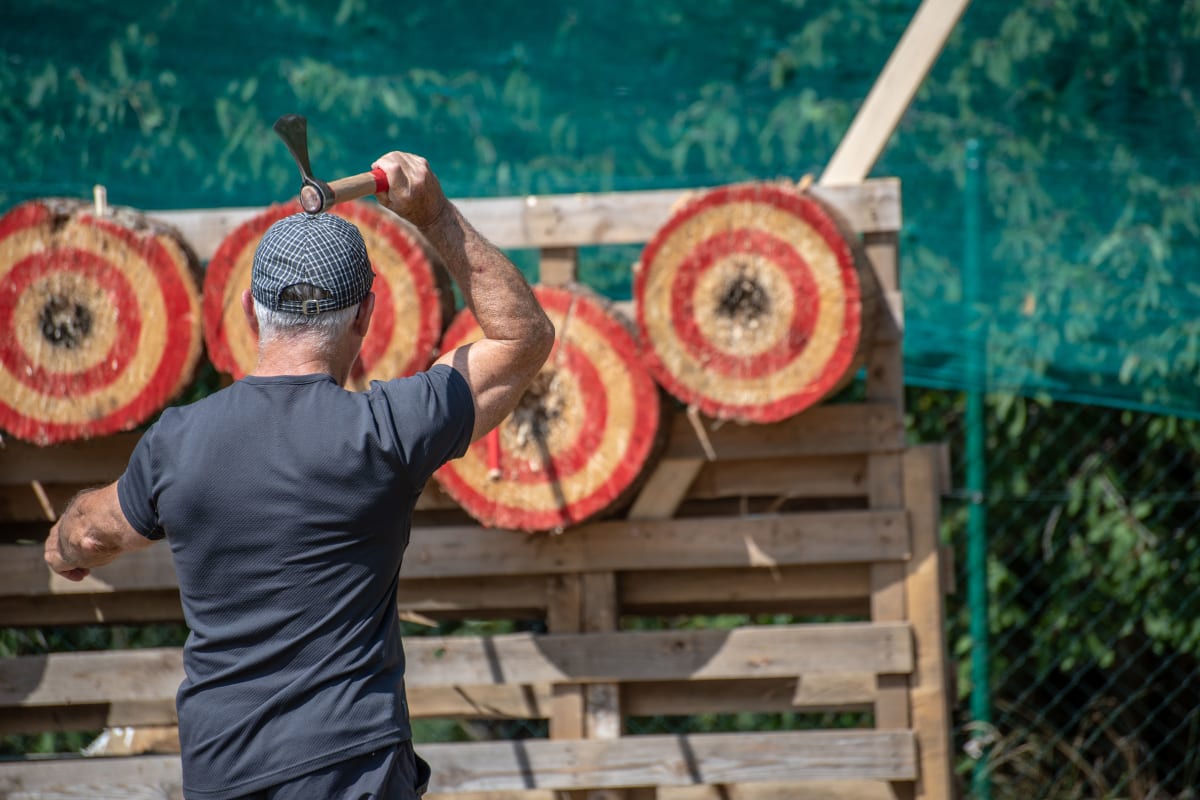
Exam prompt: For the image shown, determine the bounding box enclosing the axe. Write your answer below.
[273,114,389,214]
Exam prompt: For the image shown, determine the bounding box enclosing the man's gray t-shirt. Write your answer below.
[117,365,474,800]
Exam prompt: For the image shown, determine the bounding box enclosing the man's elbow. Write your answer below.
[530,314,555,364]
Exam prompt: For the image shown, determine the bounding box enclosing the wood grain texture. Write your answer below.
[0,731,917,796]
[147,180,900,260]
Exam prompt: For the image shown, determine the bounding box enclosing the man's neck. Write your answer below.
[251,342,351,385]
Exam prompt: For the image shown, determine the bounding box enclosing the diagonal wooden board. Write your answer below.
[820,0,972,186]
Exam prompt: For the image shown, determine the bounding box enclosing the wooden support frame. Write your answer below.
[0,177,957,800]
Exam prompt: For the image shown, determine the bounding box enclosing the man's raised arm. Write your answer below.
[373,152,554,442]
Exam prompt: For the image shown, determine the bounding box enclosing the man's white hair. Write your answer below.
[253,300,358,353]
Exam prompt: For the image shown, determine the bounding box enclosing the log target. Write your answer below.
[435,285,664,533]
[0,199,203,445]
[635,182,877,424]
[202,201,451,391]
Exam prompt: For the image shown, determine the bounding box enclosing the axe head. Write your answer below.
[273,114,332,214]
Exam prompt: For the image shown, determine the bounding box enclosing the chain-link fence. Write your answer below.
[908,390,1200,799]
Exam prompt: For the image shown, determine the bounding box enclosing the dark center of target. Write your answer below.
[509,369,566,450]
[716,266,770,327]
[39,296,93,349]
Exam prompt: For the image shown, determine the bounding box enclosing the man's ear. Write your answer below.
[354,292,375,337]
[241,290,259,335]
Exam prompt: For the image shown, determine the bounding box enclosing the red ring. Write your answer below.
[0,249,142,394]
[669,228,818,379]
[436,286,661,530]
[338,203,437,379]
[0,209,198,442]
[636,184,863,423]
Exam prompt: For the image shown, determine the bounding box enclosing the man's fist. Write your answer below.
[371,152,450,229]
[45,523,90,581]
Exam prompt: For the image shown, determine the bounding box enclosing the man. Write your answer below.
[42,151,555,799]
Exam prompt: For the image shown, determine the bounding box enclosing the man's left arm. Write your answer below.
[44,482,156,581]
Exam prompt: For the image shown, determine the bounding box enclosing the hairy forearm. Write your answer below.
[420,204,553,345]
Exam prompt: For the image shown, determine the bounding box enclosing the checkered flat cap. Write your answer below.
[251,212,374,315]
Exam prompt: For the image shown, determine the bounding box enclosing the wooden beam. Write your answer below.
[620,565,871,614]
[0,405,903,493]
[143,180,900,262]
[539,247,579,286]
[0,591,185,627]
[425,783,904,800]
[0,731,918,795]
[0,624,911,712]
[663,404,904,462]
[688,455,868,501]
[0,510,909,598]
[0,673,879,736]
[903,446,955,800]
[820,0,971,185]
[627,458,705,520]
[425,731,918,791]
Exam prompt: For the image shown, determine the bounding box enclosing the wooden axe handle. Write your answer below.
[300,167,390,213]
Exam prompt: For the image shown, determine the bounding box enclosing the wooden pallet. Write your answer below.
[0,179,955,800]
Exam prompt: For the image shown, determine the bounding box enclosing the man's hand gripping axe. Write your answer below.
[273,114,389,214]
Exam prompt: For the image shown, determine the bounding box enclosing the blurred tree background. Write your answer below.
[3,0,1200,795]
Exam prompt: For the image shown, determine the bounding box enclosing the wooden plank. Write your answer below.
[620,565,871,614]
[0,781,906,800]
[627,459,705,520]
[820,0,970,185]
[539,247,578,286]
[402,512,910,579]
[415,785,904,800]
[0,479,457,521]
[0,404,903,492]
[903,447,955,800]
[423,783,902,800]
[547,574,586,741]
[144,179,900,261]
[0,591,184,627]
[414,684,553,719]
[657,783,902,800]
[0,576,545,628]
[0,673,880,735]
[395,575,549,619]
[403,622,913,687]
[628,674,875,716]
[688,456,868,501]
[0,731,917,794]
[870,562,910,731]
[437,729,927,788]
[0,434,138,485]
[0,510,910,598]
[663,404,904,461]
[857,229,911,739]
[0,624,911,712]
[580,573,621,739]
[0,702,175,736]
[0,674,879,736]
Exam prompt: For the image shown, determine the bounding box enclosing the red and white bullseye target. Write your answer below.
[0,199,203,445]
[435,285,664,533]
[635,183,876,423]
[203,201,450,391]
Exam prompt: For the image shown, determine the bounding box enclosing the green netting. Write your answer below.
[5,1,1198,416]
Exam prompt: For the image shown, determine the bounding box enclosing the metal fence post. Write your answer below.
[964,138,993,799]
